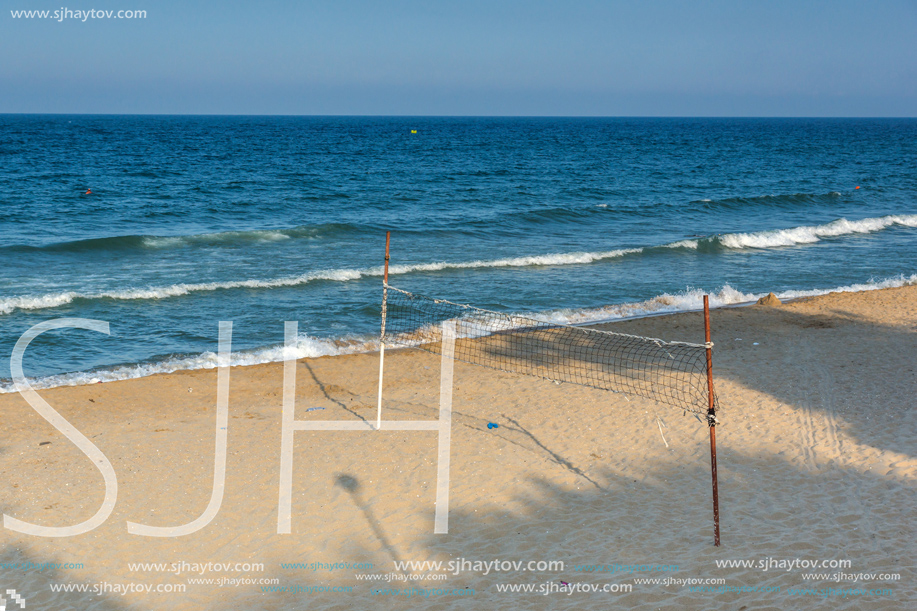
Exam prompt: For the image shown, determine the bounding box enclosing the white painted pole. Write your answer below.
[376,343,385,430]
[434,320,455,534]
[376,231,391,431]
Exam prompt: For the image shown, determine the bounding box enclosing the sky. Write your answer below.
[1,0,915,116]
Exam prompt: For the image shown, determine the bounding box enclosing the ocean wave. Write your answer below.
[668,214,917,250]
[2,214,914,316]
[533,274,917,327]
[772,274,917,300]
[386,248,642,274]
[4,274,915,394]
[0,333,378,394]
[0,249,642,316]
[0,223,364,253]
[1,191,876,255]
[689,190,846,209]
[0,268,365,315]
[495,189,850,225]
[531,285,760,326]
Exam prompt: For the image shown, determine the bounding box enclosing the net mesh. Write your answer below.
[382,285,718,417]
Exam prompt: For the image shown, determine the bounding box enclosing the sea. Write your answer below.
[1,116,915,391]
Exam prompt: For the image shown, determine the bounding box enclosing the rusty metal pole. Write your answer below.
[704,295,721,546]
[384,231,391,284]
[376,231,391,430]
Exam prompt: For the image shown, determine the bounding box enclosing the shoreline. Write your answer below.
[2,277,915,394]
[0,274,917,396]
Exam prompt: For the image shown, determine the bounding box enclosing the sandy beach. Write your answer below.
[1,285,914,610]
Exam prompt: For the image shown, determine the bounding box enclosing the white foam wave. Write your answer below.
[663,214,917,250]
[4,274,916,394]
[387,248,640,275]
[1,214,914,316]
[141,229,295,248]
[774,273,917,300]
[718,214,917,249]
[534,274,917,327]
[0,292,80,315]
[532,285,759,326]
[0,250,640,316]
[0,269,365,315]
[0,333,377,394]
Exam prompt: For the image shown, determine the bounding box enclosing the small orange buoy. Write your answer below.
[855,186,860,189]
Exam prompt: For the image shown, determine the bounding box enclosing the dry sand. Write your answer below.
[1,285,914,610]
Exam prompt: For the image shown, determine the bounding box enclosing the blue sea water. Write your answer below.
[0,115,915,388]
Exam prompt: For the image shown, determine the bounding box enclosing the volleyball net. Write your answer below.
[381,284,719,418]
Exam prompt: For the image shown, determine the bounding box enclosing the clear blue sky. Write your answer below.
[2,0,915,116]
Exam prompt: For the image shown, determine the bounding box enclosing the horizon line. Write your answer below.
[1,113,915,119]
